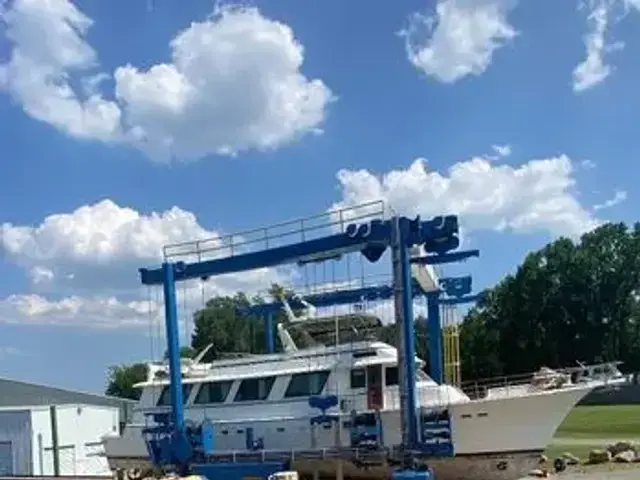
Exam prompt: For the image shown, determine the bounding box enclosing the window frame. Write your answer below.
[157,383,193,406]
[284,370,330,398]
[193,380,233,405]
[233,376,276,402]
[385,366,399,386]
[350,368,366,389]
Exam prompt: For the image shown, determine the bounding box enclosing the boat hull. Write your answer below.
[293,450,542,480]
[104,450,542,480]
[104,384,590,480]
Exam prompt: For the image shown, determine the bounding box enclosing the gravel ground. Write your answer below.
[556,468,640,480]
[517,465,640,480]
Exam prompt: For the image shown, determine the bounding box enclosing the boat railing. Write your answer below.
[459,361,625,400]
[460,373,536,400]
[162,200,386,262]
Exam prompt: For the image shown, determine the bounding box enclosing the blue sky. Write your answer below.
[0,0,638,393]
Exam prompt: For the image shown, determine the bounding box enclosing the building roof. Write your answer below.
[0,377,136,421]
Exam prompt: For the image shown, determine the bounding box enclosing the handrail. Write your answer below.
[162,200,386,261]
[460,361,625,400]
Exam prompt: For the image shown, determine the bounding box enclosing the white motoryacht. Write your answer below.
[103,257,621,480]
[101,328,619,480]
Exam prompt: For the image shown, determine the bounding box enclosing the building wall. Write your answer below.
[0,410,32,475]
[29,405,119,477]
[30,408,48,476]
[58,405,119,476]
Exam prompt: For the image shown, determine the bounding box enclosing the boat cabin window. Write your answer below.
[352,350,377,359]
[285,370,330,398]
[381,367,427,386]
[350,368,366,389]
[385,367,398,386]
[157,384,193,406]
[194,380,233,404]
[234,376,276,402]
[351,365,386,389]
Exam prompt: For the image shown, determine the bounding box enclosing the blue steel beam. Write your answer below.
[161,263,185,430]
[238,278,478,317]
[411,249,479,265]
[239,284,406,316]
[392,216,419,451]
[139,216,461,286]
[265,313,275,353]
[426,295,443,384]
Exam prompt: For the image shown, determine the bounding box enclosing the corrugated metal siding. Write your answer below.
[0,378,135,422]
[0,410,32,475]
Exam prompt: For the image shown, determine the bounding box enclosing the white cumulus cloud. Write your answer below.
[0,294,155,329]
[330,150,603,238]
[0,0,121,141]
[572,0,639,92]
[401,0,518,83]
[0,200,289,328]
[593,189,627,210]
[0,1,333,161]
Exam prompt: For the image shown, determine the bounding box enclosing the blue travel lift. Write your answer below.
[137,207,480,480]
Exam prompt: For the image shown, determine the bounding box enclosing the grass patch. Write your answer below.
[554,405,640,438]
[544,405,640,464]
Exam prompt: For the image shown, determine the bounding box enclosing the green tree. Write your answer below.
[163,346,197,360]
[105,363,148,400]
[190,284,312,359]
[460,222,640,380]
[190,293,265,360]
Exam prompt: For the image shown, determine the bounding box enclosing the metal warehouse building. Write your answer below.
[0,377,136,477]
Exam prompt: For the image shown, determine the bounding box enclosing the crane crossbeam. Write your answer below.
[239,276,479,316]
[140,216,461,286]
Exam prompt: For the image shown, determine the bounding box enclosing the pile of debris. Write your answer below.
[528,442,639,478]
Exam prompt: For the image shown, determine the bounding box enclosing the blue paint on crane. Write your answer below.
[392,467,435,480]
[426,294,444,385]
[238,276,476,317]
[139,215,461,285]
[265,312,275,353]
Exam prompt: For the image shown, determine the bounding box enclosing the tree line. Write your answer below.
[106,221,640,399]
